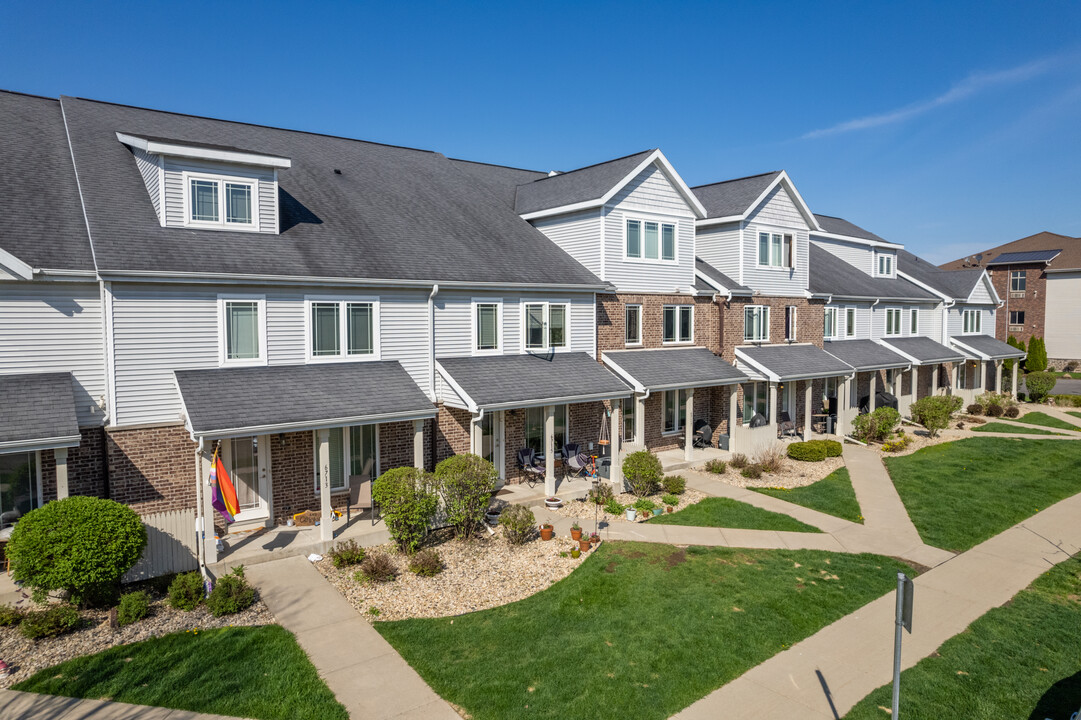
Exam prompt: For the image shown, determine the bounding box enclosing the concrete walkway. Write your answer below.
[245,556,458,720]
[673,488,1081,719]
[0,689,248,720]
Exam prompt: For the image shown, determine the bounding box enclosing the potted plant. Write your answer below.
[539,523,554,541]
[579,536,591,552]
[589,532,600,546]
[652,507,663,517]
[666,505,674,513]
[545,496,562,509]
[570,522,583,541]
[571,547,581,559]
[625,507,637,521]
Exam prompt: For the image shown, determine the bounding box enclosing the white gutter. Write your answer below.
[189,408,438,442]
[428,284,439,402]
[0,435,82,452]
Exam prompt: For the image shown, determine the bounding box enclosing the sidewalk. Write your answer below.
[245,556,458,720]
[673,489,1081,719]
[0,689,248,720]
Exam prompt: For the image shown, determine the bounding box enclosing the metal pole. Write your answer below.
[892,571,904,718]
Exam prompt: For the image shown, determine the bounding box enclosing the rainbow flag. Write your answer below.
[209,446,240,524]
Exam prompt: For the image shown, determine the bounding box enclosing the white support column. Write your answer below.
[683,388,695,462]
[953,363,960,393]
[869,372,877,412]
[803,381,812,438]
[932,364,939,395]
[609,403,622,488]
[995,361,1003,393]
[635,395,646,449]
[413,419,424,469]
[54,447,69,500]
[977,360,984,390]
[318,428,332,543]
[768,383,778,438]
[728,384,739,452]
[544,405,555,497]
[838,377,850,435]
[1011,362,1019,399]
[911,366,919,406]
[200,446,217,565]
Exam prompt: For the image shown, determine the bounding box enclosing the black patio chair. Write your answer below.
[693,423,713,448]
[517,447,545,488]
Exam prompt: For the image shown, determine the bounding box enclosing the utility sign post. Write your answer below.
[892,572,914,718]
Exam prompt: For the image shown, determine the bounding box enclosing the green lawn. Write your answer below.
[971,421,1066,436]
[884,437,1081,552]
[846,556,1081,719]
[647,497,821,532]
[751,468,863,524]
[13,626,347,720]
[1013,411,1081,431]
[1068,411,1081,421]
[378,542,912,720]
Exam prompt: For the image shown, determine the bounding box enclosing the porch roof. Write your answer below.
[734,343,853,382]
[0,372,81,452]
[174,361,436,440]
[601,347,746,393]
[949,334,1027,361]
[823,340,910,372]
[878,336,965,365]
[436,352,631,411]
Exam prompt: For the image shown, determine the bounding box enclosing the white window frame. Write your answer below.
[521,300,570,353]
[662,304,694,345]
[471,298,503,356]
[785,306,798,342]
[823,307,839,340]
[910,307,919,336]
[1010,270,1026,293]
[181,171,259,231]
[755,227,795,269]
[623,215,679,264]
[885,307,902,337]
[742,382,770,423]
[1009,310,1025,326]
[845,306,857,338]
[312,424,380,495]
[304,295,381,363]
[625,304,642,347]
[744,305,770,342]
[217,294,268,367]
[876,252,895,277]
[621,397,636,444]
[962,309,982,335]
[662,389,689,435]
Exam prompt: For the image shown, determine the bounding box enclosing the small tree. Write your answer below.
[910,395,963,437]
[1024,371,1057,403]
[433,454,498,538]
[372,467,439,553]
[622,450,662,497]
[7,496,146,606]
[1026,337,1048,372]
[1003,336,1026,376]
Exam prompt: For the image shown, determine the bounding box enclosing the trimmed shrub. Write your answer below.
[0,604,24,627]
[168,571,206,611]
[910,394,963,437]
[821,440,843,457]
[7,496,146,606]
[633,498,656,513]
[1027,337,1048,372]
[967,403,985,416]
[499,504,535,545]
[740,465,763,480]
[729,453,749,469]
[20,604,80,640]
[328,539,366,569]
[1025,371,1057,403]
[754,443,786,473]
[623,450,663,497]
[434,454,499,539]
[661,494,680,507]
[986,403,1004,417]
[372,467,439,553]
[1003,405,1020,418]
[603,498,624,516]
[207,570,255,617]
[359,551,397,583]
[704,458,727,474]
[409,549,443,577]
[662,475,686,495]
[117,590,150,626]
[787,441,826,462]
[852,406,902,443]
[588,483,614,506]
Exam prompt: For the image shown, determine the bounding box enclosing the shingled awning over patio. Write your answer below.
[823,340,910,372]
[950,334,1028,361]
[0,372,81,452]
[734,344,854,382]
[878,336,966,365]
[602,347,746,393]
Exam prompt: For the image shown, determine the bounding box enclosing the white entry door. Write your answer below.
[222,435,271,523]
[476,411,505,486]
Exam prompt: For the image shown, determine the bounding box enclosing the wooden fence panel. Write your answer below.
[123,509,198,583]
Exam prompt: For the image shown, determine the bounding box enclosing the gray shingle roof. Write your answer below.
[813,214,892,244]
[878,337,965,364]
[0,92,95,272]
[174,362,435,438]
[692,172,781,220]
[823,340,909,371]
[735,344,853,381]
[809,244,937,300]
[695,258,751,294]
[601,347,746,392]
[437,353,631,409]
[898,249,984,300]
[950,334,1027,360]
[0,372,81,449]
[448,158,547,210]
[986,249,1062,265]
[512,150,655,216]
[59,96,602,287]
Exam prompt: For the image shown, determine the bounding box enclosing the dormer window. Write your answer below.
[876,253,894,277]
[186,174,255,228]
[757,231,794,268]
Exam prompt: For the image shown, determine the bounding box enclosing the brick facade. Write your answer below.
[106,424,197,515]
[720,295,826,364]
[987,263,1045,346]
[40,427,108,504]
[597,293,720,353]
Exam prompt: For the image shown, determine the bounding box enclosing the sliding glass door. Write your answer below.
[0,451,40,529]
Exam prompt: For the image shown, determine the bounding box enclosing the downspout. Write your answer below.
[428,284,439,471]
[195,435,206,576]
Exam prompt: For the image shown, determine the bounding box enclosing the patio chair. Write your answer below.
[516,448,545,488]
[778,412,798,438]
[749,413,768,428]
[346,458,376,525]
[693,423,713,448]
[562,443,590,479]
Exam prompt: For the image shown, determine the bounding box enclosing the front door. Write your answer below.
[223,436,270,524]
[477,411,505,486]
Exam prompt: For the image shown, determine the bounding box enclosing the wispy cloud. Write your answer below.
[801,53,1072,140]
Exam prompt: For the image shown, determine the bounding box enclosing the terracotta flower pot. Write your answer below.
[540,526,554,541]
[666,506,674,513]
[570,528,583,541]
[579,538,591,552]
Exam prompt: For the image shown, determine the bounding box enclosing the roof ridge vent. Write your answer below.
[547,170,560,177]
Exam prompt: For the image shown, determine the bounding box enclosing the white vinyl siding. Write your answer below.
[809,237,874,275]
[945,306,994,339]
[968,277,995,304]
[132,147,162,223]
[1045,273,1081,359]
[694,222,741,281]
[608,163,691,213]
[531,209,603,279]
[161,157,277,234]
[740,185,810,294]
[0,281,105,427]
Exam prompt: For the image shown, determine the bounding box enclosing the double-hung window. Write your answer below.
[742,382,769,423]
[314,424,377,494]
[1009,310,1025,327]
[785,306,798,341]
[473,300,501,354]
[218,295,267,366]
[663,389,689,434]
[823,307,838,340]
[524,405,567,454]
[662,305,693,344]
[524,302,568,351]
[885,308,902,336]
[962,309,982,334]
[1010,270,1026,293]
[757,231,794,268]
[625,304,642,346]
[307,297,378,361]
[186,174,255,229]
[910,308,919,335]
[876,253,894,277]
[626,218,677,261]
[744,305,769,342]
[845,307,856,338]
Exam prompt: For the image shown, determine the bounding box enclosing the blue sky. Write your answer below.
[3,1,1079,264]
